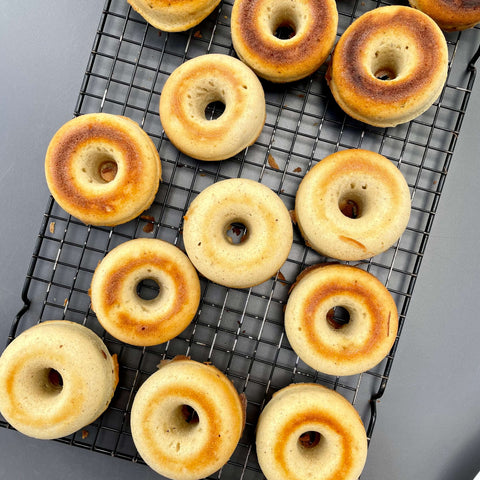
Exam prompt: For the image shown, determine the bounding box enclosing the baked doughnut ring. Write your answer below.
[127,0,221,32]
[183,178,293,289]
[159,54,266,161]
[131,357,246,480]
[327,5,449,127]
[284,264,399,376]
[409,0,480,31]
[256,383,368,480]
[90,238,200,346]
[231,0,338,83]
[45,113,161,226]
[0,321,118,440]
[295,149,411,261]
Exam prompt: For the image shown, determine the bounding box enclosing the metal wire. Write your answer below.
[1,0,479,478]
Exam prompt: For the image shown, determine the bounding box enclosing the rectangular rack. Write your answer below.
[2,0,479,478]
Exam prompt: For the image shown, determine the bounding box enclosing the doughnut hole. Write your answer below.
[163,403,200,438]
[369,42,413,81]
[188,82,228,122]
[298,430,327,460]
[338,183,369,219]
[75,145,120,185]
[265,3,307,40]
[27,367,65,398]
[225,221,249,245]
[136,278,160,301]
[326,306,351,330]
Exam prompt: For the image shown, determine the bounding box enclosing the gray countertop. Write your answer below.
[1,2,480,479]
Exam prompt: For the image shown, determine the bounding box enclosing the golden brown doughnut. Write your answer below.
[90,238,200,347]
[256,383,368,480]
[409,0,480,31]
[127,0,221,32]
[231,0,338,83]
[159,54,265,161]
[130,357,245,480]
[327,6,449,127]
[0,321,118,440]
[295,149,411,261]
[45,113,161,226]
[284,264,399,376]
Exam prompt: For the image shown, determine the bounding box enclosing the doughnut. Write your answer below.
[409,0,480,31]
[45,113,161,226]
[90,238,200,347]
[256,383,368,480]
[127,0,221,32]
[0,320,118,440]
[130,357,246,480]
[284,264,399,376]
[182,178,293,289]
[295,149,411,261]
[327,5,449,127]
[231,0,338,83]
[159,54,266,161]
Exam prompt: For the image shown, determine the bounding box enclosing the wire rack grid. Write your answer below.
[1,0,479,478]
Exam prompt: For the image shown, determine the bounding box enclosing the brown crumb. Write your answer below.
[81,429,89,439]
[63,298,68,307]
[293,167,302,173]
[140,214,155,233]
[194,30,202,38]
[268,154,280,170]
[277,271,288,286]
[289,210,297,225]
[49,222,55,234]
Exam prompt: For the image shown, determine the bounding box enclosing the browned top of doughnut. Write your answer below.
[334,7,446,105]
[410,0,480,30]
[233,0,334,65]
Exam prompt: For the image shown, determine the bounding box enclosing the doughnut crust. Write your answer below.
[327,6,449,127]
[131,357,245,480]
[256,383,368,480]
[159,54,265,161]
[127,0,221,32]
[409,0,480,31]
[284,264,399,376]
[90,238,200,346]
[231,0,338,83]
[45,113,161,226]
[295,149,411,261]
[0,321,118,440]
[183,178,293,289]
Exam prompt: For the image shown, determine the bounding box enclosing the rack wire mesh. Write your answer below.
[1,0,479,478]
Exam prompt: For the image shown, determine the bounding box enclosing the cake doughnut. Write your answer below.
[327,5,449,127]
[182,178,293,289]
[256,383,368,480]
[409,0,480,31]
[159,54,266,161]
[0,320,118,440]
[131,357,246,480]
[90,238,200,347]
[295,149,411,261]
[127,0,221,32]
[284,264,399,376]
[231,0,338,83]
[45,113,161,226]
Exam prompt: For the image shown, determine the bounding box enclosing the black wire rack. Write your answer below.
[1,0,479,478]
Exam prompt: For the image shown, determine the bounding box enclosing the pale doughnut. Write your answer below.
[284,264,399,376]
[45,113,161,226]
[231,0,338,83]
[327,6,449,127]
[127,0,221,32]
[0,320,118,440]
[295,149,411,261]
[182,178,293,289]
[90,238,200,347]
[409,0,480,31]
[130,357,245,480]
[256,383,368,480]
[159,54,266,161]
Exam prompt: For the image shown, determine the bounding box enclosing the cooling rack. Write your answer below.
[2,0,479,478]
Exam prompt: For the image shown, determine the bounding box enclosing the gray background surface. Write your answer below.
[1,2,480,479]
